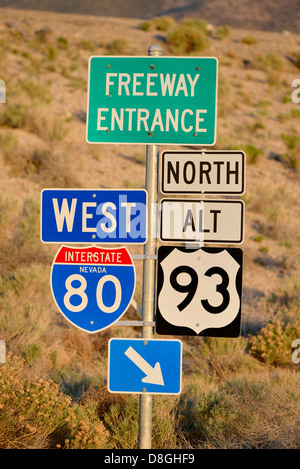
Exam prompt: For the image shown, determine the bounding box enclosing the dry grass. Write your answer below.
[0,353,108,449]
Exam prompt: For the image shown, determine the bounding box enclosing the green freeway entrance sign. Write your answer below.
[86,56,218,145]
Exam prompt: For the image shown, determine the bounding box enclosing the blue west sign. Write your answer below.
[41,189,147,244]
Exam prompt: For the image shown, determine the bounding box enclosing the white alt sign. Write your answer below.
[160,199,244,244]
[161,150,245,195]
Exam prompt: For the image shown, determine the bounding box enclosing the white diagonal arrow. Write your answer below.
[124,346,164,386]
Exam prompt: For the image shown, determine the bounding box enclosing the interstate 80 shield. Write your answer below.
[156,246,243,337]
[51,245,136,333]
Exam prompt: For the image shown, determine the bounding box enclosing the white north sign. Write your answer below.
[161,150,245,195]
[160,199,245,244]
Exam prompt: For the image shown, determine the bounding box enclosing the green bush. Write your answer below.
[281,132,299,150]
[0,103,27,128]
[81,386,178,449]
[240,144,262,164]
[141,16,175,32]
[291,51,300,68]
[181,18,208,34]
[152,16,176,31]
[248,320,300,366]
[178,373,300,448]
[254,53,284,72]
[0,354,108,449]
[242,36,257,45]
[107,38,128,55]
[217,25,231,39]
[57,36,68,49]
[167,23,210,54]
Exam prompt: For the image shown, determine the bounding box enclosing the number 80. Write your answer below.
[64,274,122,314]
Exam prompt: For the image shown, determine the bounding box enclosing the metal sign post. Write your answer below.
[138,44,162,450]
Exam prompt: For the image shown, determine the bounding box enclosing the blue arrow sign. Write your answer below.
[41,189,147,244]
[108,338,182,394]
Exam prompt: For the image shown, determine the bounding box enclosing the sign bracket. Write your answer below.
[116,321,155,327]
[132,254,157,260]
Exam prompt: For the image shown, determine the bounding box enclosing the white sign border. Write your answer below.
[159,198,245,244]
[161,150,246,195]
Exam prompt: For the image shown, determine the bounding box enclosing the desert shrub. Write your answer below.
[217,72,233,117]
[81,385,178,449]
[0,353,108,449]
[141,16,176,32]
[152,16,176,31]
[152,396,178,448]
[166,20,210,55]
[217,25,231,39]
[240,144,262,164]
[0,193,12,228]
[78,40,96,51]
[184,336,258,380]
[254,53,284,72]
[0,134,78,188]
[291,51,300,68]
[46,45,59,62]
[248,320,300,366]
[291,109,300,118]
[141,21,152,31]
[20,77,51,103]
[68,76,87,91]
[107,38,128,55]
[0,132,47,177]
[281,132,299,150]
[266,69,283,85]
[178,372,300,448]
[27,107,69,142]
[282,141,300,170]
[19,197,40,243]
[0,264,54,358]
[81,385,138,448]
[0,100,68,142]
[178,386,237,446]
[34,27,53,44]
[280,133,300,169]
[0,102,27,128]
[57,36,68,49]
[181,18,208,34]
[242,36,257,45]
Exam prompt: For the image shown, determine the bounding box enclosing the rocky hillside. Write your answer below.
[0,0,300,32]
